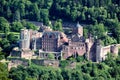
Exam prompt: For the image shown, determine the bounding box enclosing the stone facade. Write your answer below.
[96,43,120,62]
[62,40,87,59]
[8,59,29,70]
[31,59,59,67]
[39,51,62,60]
[42,31,68,52]
[10,48,34,59]
[14,22,120,62]
[72,22,83,36]
[20,49,34,59]
[62,23,93,59]
[19,29,42,50]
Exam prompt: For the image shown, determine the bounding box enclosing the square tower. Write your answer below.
[72,22,83,36]
[19,29,30,50]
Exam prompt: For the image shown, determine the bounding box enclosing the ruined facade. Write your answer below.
[8,59,29,70]
[31,59,59,67]
[11,22,120,62]
[42,31,68,52]
[96,42,119,62]
[62,22,93,59]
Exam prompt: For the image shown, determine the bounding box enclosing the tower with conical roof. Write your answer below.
[72,22,83,36]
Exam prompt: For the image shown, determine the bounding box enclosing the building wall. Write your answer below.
[10,50,21,57]
[111,45,119,56]
[21,50,34,59]
[31,59,59,67]
[72,23,83,36]
[42,31,67,52]
[62,41,86,59]
[96,44,119,62]
[8,59,28,70]
[42,37,58,52]
[96,44,103,62]
[18,27,120,62]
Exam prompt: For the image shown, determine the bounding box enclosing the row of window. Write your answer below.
[64,47,85,50]
[42,43,57,46]
[42,48,57,51]
[70,43,85,47]
[42,35,56,38]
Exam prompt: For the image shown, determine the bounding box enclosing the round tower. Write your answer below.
[111,45,118,56]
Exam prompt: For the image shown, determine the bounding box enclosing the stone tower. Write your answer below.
[111,45,118,56]
[72,22,83,36]
[31,31,37,50]
[96,41,103,62]
[19,29,30,50]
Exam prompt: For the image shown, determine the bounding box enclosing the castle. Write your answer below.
[10,22,120,63]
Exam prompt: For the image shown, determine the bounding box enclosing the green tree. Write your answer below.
[13,10,20,21]
[62,69,71,80]
[53,19,63,31]
[71,70,83,80]
[6,6,12,19]
[0,62,10,80]
[83,28,88,39]
[90,23,105,38]
[32,3,40,21]
[26,22,37,30]
[49,70,58,80]
[0,38,10,50]
[103,35,117,46]
[0,52,5,60]
[87,0,94,7]
[81,12,86,21]
[114,23,120,43]
[40,73,49,80]
[11,22,24,32]
[40,9,49,25]
[0,17,10,33]
[60,60,69,68]
[19,3,25,18]
[70,9,77,21]
[7,33,18,44]
[48,53,55,60]
[83,74,91,80]
[76,55,84,62]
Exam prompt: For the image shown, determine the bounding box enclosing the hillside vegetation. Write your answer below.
[0,0,120,80]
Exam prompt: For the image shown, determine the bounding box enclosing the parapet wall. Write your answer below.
[8,58,29,70]
[96,44,119,62]
[31,59,59,67]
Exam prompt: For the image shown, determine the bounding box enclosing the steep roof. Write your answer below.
[76,22,82,28]
[42,31,66,39]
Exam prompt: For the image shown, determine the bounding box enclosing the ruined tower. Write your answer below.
[19,29,30,50]
[111,45,118,56]
[96,42,103,62]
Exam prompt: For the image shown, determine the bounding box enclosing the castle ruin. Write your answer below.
[10,22,120,63]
